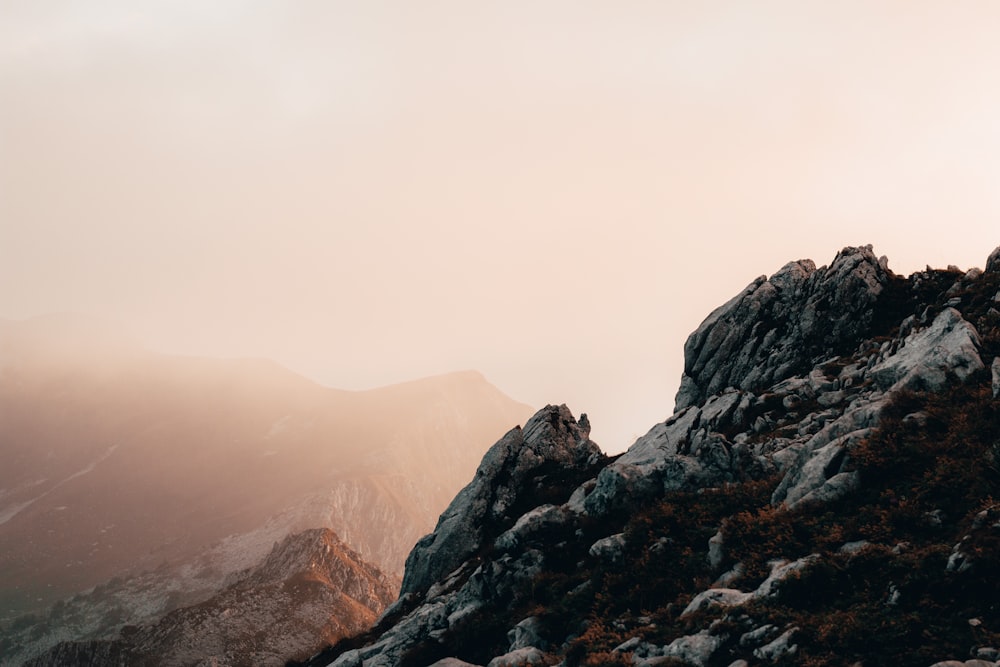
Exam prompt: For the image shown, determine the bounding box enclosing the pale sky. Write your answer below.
[3,1,1000,451]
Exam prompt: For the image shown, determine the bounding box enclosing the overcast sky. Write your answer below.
[3,1,1000,451]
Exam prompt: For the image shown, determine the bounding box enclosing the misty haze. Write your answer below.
[4,2,1000,666]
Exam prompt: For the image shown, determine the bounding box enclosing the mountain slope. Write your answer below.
[305,245,1000,667]
[0,321,531,616]
[23,528,397,667]
[0,320,533,662]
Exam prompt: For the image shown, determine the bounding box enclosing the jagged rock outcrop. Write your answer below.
[870,307,984,392]
[987,246,1000,274]
[675,245,891,410]
[302,245,1000,667]
[25,529,396,667]
[399,405,601,597]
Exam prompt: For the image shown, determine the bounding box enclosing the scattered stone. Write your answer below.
[947,543,973,573]
[992,358,1000,399]
[838,540,870,554]
[975,647,1000,661]
[681,588,752,616]
[661,629,726,666]
[753,627,799,661]
[713,562,745,588]
[925,510,946,528]
[707,530,725,569]
[772,426,869,507]
[485,647,547,667]
[589,533,626,563]
[612,636,643,653]
[755,556,819,597]
[870,308,984,393]
[886,584,901,606]
[986,245,1000,273]
[739,624,778,647]
[508,617,547,652]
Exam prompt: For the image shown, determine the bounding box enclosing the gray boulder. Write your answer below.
[588,533,626,563]
[870,308,983,392]
[485,647,546,667]
[661,629,726,666]
[753,627,799,661]
[986,245,1000,273]
[507,616,548,652]
[992,357,1000,399]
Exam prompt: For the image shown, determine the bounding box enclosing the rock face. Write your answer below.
[24,529,397,667]
[870,307,984,392]
[299,245,1000,667]
[987,246,1000,274]
[675,245,891,410]
[400,405,601,597]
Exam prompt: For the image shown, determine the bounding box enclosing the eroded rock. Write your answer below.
[400,405,600,597]
[676,246,891,410]
[870,308,983,392]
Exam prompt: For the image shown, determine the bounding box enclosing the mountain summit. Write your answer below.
[306,245,1000,667]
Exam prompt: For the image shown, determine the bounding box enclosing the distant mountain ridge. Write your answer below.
[0,318,533,662]
[22,528,396,667]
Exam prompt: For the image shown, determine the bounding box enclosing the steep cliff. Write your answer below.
[303,245,1000,667]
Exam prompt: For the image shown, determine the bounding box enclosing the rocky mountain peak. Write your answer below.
[305,244,1000,667]
[676,244,892,410]
[987,245,1000,274]
[399,404,601,598]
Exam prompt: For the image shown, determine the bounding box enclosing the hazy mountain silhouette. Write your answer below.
[0,314,533,622]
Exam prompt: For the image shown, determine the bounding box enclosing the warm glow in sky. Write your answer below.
[3,1,1000,451]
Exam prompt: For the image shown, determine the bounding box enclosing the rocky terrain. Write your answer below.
[0,319,532,664]
[23,528,396,667]
[301,245,1000,667]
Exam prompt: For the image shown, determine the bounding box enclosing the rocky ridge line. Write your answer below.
[303,245,1000,667]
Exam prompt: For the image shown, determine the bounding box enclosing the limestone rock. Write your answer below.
[707,530,725,569]
[870,308,984,392]
[992,357,1000,399]
[661,630,726,666]
[753,627,799,661]
[986,245,1000,273]
[485,647,546,667]
[589,533,626,563]
[494,505,568,553]
[400,405,600,597]
[772,428,869,507]
[739,624,779,647]
[681,588,751,616]
[755,555,820,597]
[676,246,891,410]
[507,616,548,652]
